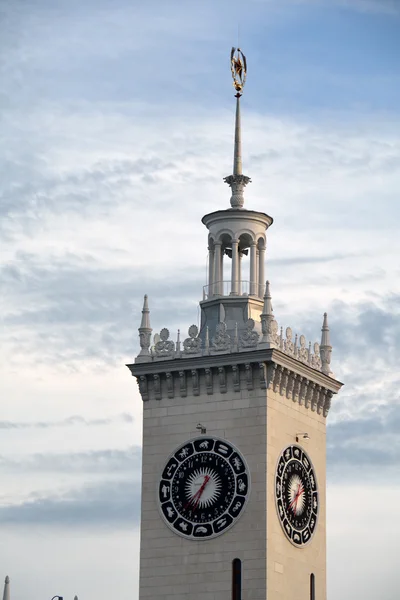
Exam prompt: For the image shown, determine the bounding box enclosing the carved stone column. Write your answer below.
[258,246,265,298]
[214,242,222,296]
[230,239,239,295]
[208,245,214,298]
[250,242,257,295]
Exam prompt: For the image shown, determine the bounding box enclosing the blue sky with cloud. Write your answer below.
[1,0,399,598]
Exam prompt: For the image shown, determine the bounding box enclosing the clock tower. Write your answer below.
[127,48,343,600]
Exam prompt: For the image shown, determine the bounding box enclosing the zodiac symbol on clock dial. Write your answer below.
[293,532,301,544]
[230,453,245,474]
[229,496,245,517]
[193,524,213,538]
[213,514,233,533]
[161,502,176,523]
[174,443,194,462]
[236,474,248,495]
[162,459,178,480]
[159,481,170,502]
[193,438,215,453]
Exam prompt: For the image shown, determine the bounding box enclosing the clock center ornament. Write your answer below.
[158,436,250,540]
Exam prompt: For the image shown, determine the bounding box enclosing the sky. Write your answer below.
[0,0,399,598]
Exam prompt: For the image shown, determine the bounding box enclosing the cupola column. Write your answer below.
[214,241,223,296]
[208,245,215,295]
[258,245,266,297]
[230,239,239,295]
[238,251,243,294]
[250,241,257,295]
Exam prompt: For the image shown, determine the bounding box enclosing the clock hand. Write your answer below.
[193,475,210,511]
[289,483,304,513]
[184,475,210,511]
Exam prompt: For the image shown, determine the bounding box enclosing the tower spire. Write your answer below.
[224,47,251,209]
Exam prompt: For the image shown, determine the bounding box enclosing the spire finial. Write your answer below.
[136,294,152,362]
[320,312,333,376]
[224,48,251,209]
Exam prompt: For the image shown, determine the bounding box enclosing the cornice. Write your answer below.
[127,348,343,416]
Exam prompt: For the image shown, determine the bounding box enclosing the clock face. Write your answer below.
[275,445,318,547]
[158,436,250,540]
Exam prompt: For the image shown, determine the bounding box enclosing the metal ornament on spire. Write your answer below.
[224,47,251,209]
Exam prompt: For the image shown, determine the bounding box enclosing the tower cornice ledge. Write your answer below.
[202,208,273,229]
[127,348,343,415]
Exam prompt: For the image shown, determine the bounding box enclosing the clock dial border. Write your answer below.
[275,444,319,548]
[157,436,251,540]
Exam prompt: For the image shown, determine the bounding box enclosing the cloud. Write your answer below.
[0,413,133,430]
[0,479,140,526]
[0,447,141,474]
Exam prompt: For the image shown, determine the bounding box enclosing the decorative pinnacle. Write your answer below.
[260,281,277,346]
[137,294,152,362]
[139,294,151,329]
[224,47,251,209]
[262,280,273,316]
[320,312,333,376]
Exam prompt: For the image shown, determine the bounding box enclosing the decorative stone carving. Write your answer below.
[267,363,277,389]
[183,325,202,355]
[205,368,213,395]
[245,363,253,390]
[218,367,227,393]
[166,372,174,399]
[273,365,284,392]
[287,373,296,399]
[280,369,289,396]
[154,328,175,359]
[223,173,251,209]
[311,385,320,412]
[285,327,295,356]
[259,362,267,389]
[239,318,259,349]
[299,378,307,406]
[324,391,333,417]
[138,375,148,401]
[317,388,326,415]
[212,322,231,353]
[298,335,309,363]
[311,342,321,370]
[232,365,240,392]
[179,371,186,398]
[153,374,161,400]
[305,381,315,409]
[191,369,199,396]
[292,375,301,402]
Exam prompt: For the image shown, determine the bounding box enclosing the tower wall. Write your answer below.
[266,388,327,600]
[139,369,268,600]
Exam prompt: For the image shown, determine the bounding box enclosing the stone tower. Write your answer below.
[128,48,342,600]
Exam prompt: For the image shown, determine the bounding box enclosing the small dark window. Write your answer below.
[232,558,242,600]
[310,573,315,600]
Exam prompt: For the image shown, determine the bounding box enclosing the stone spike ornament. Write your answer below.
[137,294,152,362]
[260,281,277,346]
[320,312,333,376]
[224,47,251,209]
[2,576,10,600]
